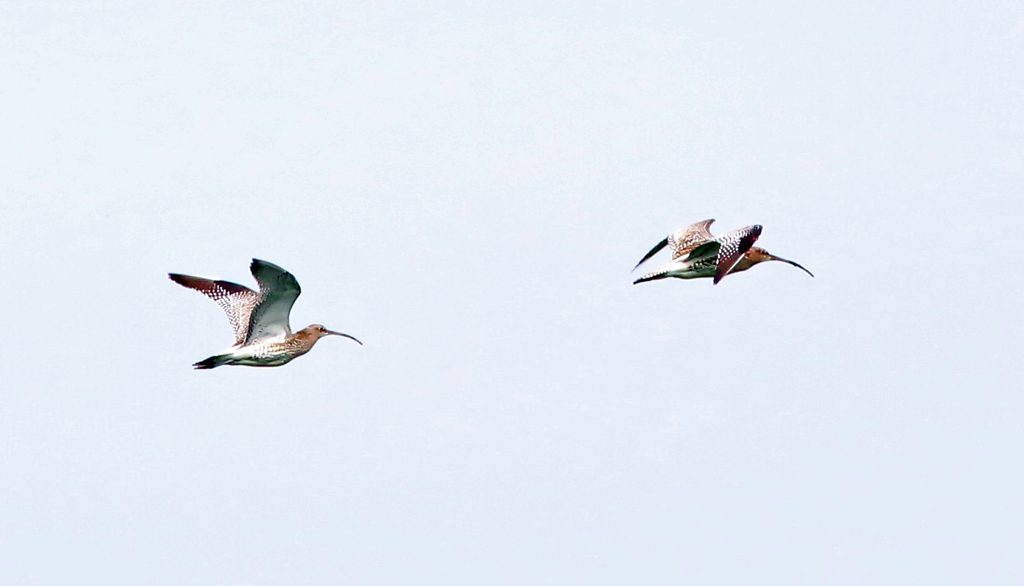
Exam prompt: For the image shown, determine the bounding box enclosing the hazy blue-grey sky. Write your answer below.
[2,1,1022,584]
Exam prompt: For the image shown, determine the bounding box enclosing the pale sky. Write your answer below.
[2,1,1022,584]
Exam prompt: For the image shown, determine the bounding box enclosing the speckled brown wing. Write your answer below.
[712,225,762,284]
[668,219,715,258]
[169,273,259,345]
[631,219,716,272]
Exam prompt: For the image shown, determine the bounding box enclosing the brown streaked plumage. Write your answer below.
[169,259,362,369]
[632,219,813,285]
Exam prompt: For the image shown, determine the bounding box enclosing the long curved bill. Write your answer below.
[326,330,364,345]
[771,255,814,278]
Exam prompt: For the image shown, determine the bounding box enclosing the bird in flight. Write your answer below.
[169,259,362,369]
[632,219,813,285]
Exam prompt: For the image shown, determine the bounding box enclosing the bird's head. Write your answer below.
[302,324,364,345]
[742,247,814,277]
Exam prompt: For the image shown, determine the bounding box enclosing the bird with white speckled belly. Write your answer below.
[169,259,362,369]
[632,219,813,285]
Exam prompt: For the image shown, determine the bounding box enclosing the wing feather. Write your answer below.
[245,259,302,343]
[632,219,716,271]
[713,225,762,284]
[668,219,715,258]
[631,237,669,272]
[169,273,258,345]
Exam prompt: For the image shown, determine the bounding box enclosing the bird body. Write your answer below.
[191,325,335,369]
[632,219,813,285]
[170,259,361,369]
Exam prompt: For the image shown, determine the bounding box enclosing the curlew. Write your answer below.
[169,259,362,369]
[632,219,813,285]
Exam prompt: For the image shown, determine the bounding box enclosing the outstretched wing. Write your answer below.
[631,219,716,271]
[169,273,259,345]
[245,259,302,343]
[668,218,715,258]
[713,225,762,284]
[631,237,669,272]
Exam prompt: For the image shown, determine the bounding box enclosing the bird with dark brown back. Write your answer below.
[169,259,362,369]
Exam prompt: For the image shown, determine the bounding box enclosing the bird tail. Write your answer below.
[193,354,232,369]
